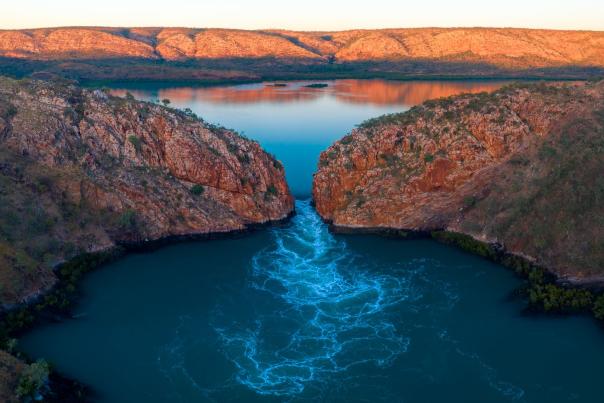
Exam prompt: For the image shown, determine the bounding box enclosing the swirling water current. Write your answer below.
[212,200,416,396]
[19,80,604,403]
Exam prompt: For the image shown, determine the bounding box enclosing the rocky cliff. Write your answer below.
[0,76,294,308]
[1,27,603,81]
[313,81,604,283]
[2,27,604,67]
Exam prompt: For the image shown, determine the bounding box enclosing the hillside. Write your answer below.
[0,75,296,401]
[313,80,604,284]
[1,27,603,81]
[0,76,293,309]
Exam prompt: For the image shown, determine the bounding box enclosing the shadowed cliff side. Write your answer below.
[313,81,604,284]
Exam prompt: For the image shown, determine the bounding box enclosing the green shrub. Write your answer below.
[304,83,329,88]
[237,153,251,164]
[16,359,50,399]
[127,135,142,152]
[594,295,604,320]
[466,98,484,112]
[227,142,239,153]
[4,338,17,353]
[183,108,198,119]
[528,283,593,312]
[0,101,17,119]
[443,110,456,121]
[463,196,477,208]
[340,135,353,145]
[208,146,221,156]
[190,184,205,196]
[269,154,283,170]
[431,231,496,259]
[538,144,557,160]
[118,209,137,230]
[265,184,278,198]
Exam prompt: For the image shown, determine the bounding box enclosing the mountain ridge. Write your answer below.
[1,27,604,82]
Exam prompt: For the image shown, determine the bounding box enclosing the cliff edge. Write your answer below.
[313,80,604,284]
[0,77,294,308]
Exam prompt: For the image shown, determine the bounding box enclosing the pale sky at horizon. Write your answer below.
[2,0,603,31]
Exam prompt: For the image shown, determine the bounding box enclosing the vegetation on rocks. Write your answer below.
[190,184,205,196]
[314,80,604,321]
[432,231,604,319]
[1,27,604,82]
[0,75,293,307]
[15,359,49,400]
[0,76,294,401]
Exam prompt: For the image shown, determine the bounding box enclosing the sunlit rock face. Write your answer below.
[313,81,604,282]
[0,77,294,306]
[1,27,604,68]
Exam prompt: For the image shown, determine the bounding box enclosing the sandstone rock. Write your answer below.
[313,81,604,281]
[1,27,603,68]
[0,77,294,306]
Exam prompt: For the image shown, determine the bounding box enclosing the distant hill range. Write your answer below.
[0,27,603,82]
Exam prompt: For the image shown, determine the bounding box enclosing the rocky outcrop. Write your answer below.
[1,27,604,81]
[313,81,604,283]
[0,77,294,307]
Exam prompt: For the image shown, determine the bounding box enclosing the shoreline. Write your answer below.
[0,209,295,402]
[3,204,602,400]
[326,221,604,318]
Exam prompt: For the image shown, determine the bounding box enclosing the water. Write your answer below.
[109,79,509,197]
[21,80,604,402]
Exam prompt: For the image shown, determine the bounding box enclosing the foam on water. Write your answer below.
[155,200,526,401]
[213,200,417,396]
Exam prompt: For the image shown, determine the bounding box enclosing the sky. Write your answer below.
[2,0,603,31]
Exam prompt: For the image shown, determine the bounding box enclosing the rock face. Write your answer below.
[1,27,603,67]
[313,81,604,283]
[1,27,604,80]
[0,77,294,307]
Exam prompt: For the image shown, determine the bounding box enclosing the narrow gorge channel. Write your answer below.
[20,80,604,402]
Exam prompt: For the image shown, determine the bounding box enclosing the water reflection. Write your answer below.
[112,79,508,107]
[110,79,512,198]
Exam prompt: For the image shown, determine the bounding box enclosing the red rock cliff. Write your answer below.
[1,27,604,80]
[1,27,603,67]
[313,81,604,283]
[0,77,294,306]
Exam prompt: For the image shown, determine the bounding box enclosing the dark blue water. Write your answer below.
[20,80,604,402]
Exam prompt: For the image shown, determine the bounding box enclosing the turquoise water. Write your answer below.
[20,80,604,402]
